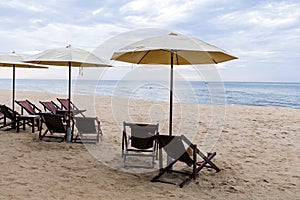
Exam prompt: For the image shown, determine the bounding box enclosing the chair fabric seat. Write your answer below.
[122,121,159,168]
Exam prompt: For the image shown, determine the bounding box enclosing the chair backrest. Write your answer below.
[57,98,74,110]
[124,122,159,150]
[41,114,66,133]
[15,100,40,115]
[0,104,17,120]
[74,117,98,134]
[155,135,194,165]
[40,101,59,114]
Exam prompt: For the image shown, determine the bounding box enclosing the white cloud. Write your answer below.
[218,1,300,29]
[0,0,45,12]
[0,22,130,55]
[92,8,103,16]
[119,0,217,28]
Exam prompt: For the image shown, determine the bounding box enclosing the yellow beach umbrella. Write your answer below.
[111,32,237,136]
[25,45,112,126]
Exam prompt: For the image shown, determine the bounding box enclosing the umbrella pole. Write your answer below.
[12,64,16,112]
[67,62,72,142]
[169,52,174,136]
[167,52,174,169]
[68,62,71,117]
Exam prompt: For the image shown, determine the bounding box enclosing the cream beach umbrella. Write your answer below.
[111,32,237,136]
[25,45,112,126]
[0,52,48,112]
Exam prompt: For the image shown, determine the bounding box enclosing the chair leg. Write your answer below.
[39,129,48,140]
[31,118,35,133]
[151,158,178,183]
[123,154,127,167]
[16,119,21,133]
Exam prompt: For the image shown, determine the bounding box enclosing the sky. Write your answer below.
[0,0,299,82]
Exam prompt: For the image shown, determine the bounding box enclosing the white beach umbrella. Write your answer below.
[25,45,112,126]
[0,52,48,112]
[111,32,237,136]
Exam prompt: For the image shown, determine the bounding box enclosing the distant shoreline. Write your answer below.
[0,89,299,110]
[1,78,300,84]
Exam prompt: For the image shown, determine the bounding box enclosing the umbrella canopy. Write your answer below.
[111,32,237,136]
[26,45,112,67]
[25,45,112,126]
[111,32,237,65]
[0,53,48,112]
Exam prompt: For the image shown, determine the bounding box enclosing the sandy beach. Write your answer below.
[0,89,299,200]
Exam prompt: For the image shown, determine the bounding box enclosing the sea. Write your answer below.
[0,79,299,109]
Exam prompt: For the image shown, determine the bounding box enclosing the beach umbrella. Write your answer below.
[111,32,237,136]
[0,52,48,112]
[25,45,112,126]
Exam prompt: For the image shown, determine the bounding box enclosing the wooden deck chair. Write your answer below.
[39,100,61,114]
[122,121,159,168]
[73,117,102,144]
[0,104,21,130]
[15,100,41,132]
[56,98,86,117]
[39,113,72,142]
[0,104,16,129]
[151,135,220,188]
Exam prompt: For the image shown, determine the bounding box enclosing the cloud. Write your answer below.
[218,1,300,29]
[0,0,299,81]
[0,0,45,12]
[119,0,218,28]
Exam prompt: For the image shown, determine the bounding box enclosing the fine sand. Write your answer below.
[0,90,299,200]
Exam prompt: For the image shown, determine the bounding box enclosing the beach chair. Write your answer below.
[0,104,31,131]
[15,100,41,132]
[122,121,159,168]
[151,135,220,188]
[0,104,19,130]
[56,98,86,117]
[39,100,61,114]
[73,117,102,144]
[39,113,73,142]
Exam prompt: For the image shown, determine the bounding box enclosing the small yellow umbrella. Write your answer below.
[25,45,112,127]
[0,52,48,112]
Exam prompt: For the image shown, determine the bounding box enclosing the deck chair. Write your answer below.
[39,113,73,142]
[122,121,159,168]
[57,98,86,117]
[0,104,20,130]
[73,117,102,144]
[151,135,220,188]
[15,100,41,132]
[0,104,15,129]
[39,100,61,114]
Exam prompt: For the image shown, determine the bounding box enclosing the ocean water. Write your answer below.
[0,79,299,109]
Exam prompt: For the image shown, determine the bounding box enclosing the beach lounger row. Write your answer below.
[0,99,101,143]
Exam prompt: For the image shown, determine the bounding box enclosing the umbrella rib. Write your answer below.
[206,52,218,64]
[137,50,150,64]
